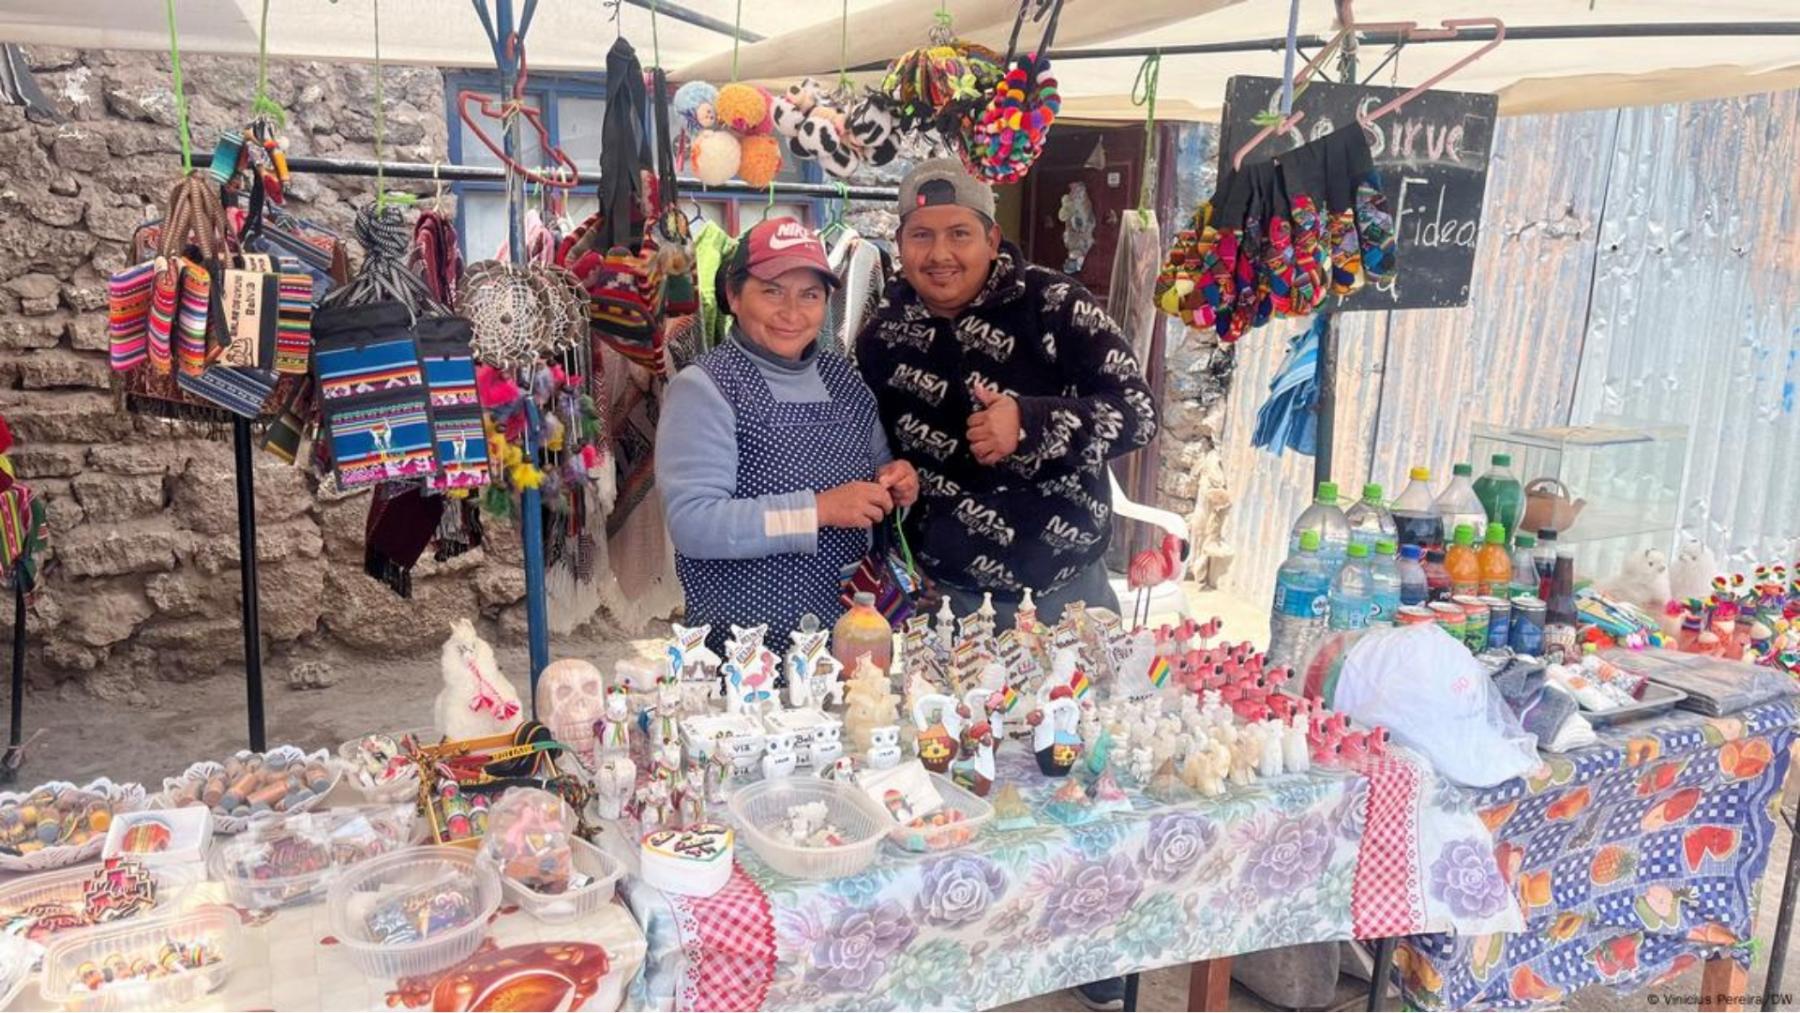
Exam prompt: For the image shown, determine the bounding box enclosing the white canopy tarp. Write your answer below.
[3,0,1797,120]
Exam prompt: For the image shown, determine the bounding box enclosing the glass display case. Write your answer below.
[1469,419,1689,575]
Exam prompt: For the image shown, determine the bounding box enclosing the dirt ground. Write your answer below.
[7,589,1798,1011]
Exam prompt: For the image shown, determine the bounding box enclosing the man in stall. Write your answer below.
[855,158,1158,1011]
[856,158,1160,633]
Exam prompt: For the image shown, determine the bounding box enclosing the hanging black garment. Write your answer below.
[597,37,650,251]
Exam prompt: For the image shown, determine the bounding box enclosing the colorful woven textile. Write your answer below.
[276,268,314,374]
[413,316,489,491]
[312,302,437,488]
[1398,698,1799,1009]
[107,260,156,371]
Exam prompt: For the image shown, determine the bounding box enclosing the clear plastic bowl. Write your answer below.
[0,860,171,944]
[494,836,622,924]
[40,907,238,1012]
[886,775,994,854]
[327,845,500,978]
[728,777,887,880]
[337,729,434,805]
[211,823,336,911]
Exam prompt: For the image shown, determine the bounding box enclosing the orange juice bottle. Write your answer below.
[1445,524,1482,597]
[1477,522,1513,596]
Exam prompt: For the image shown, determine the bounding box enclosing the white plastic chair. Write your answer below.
[1106,469,1194,625]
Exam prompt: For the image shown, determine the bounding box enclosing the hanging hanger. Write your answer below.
[757,181,776,223]
[457,33,583,189]
[430,160,447,215]
[1357,18,1505,127]
[1230,11,1420,170]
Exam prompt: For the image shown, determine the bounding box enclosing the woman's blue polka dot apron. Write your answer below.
[674,342,878,661]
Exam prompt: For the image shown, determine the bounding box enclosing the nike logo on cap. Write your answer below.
[767,231,817,251]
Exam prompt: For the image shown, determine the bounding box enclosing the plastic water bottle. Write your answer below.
[1289,482,1351,572]
[1396,544,1429,606]
[1434,463,1489,545]
[1391,467,1444,550]
[1268,530,1329,667]
[1345,483,1397,551]
[1328,542,1374,631]
[1369,539,1402,626]
[1510,533,1539,598]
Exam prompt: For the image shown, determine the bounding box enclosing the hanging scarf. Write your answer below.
[410,209,463,306]
[1252,314,1323,457]
[597,37,650,252]
[364,481,445,597]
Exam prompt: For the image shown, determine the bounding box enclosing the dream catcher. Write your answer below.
[456,261,586,371]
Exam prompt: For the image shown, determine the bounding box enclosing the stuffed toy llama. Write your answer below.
[435,619,524,740]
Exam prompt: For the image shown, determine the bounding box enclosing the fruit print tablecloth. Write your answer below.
[624,747,1523,1011]
[1397,696,1799,1010]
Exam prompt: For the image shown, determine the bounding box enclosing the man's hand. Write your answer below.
[816,481,894,528]
[966,383,1023,465]
[876,460,920,508]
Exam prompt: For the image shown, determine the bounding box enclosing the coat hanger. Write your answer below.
[430,160,447,215]
[1231,12,1420,171]
[1357,18,1505,127]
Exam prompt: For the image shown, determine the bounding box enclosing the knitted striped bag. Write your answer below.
[413,315,490,491]
[312,301,438,489]
[107,260,156,371]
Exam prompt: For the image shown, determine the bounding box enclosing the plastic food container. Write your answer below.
[0,861,169,944]
[40,907,239,1012]
[729,777,887,880]
[886,775,993,854]
[0,778,148,874]
[338,729,434,805]
[212,822,335,911]
[495,836,622,924]
[327,845,501,978]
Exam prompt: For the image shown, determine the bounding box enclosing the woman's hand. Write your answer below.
[816,481,894,528]
[877,460,920,509]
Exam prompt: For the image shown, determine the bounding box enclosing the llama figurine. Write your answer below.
[435,619,523,741]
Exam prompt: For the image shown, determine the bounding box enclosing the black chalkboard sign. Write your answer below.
[1218,75,1498,311]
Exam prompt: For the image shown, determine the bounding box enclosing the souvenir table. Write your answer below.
[0,783,648,1012]
[620,747,1522,1011]
[1397,697,1799,1010]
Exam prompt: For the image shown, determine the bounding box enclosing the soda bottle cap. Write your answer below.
[1486,522,1506,544]
[1454,524,1476,545]
[1515,533,1536,548]
[1409,466,1430,481]
[1538,528,1557,542]
[1361,483,1383,502]
[1452,463,1473,477]
[1376,539,1398,555]
[1400,544,1423,560]
[1316,481,1339,503]
[1299,530,1321,551]
[853,591,876,607]
[1347,543,1370,559]
[1493,453,1512,467]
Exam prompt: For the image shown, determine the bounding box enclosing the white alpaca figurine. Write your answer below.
[594,755,636,820]
[1284,714,1311,774]
[786,627,831,709]
[1204,738,1232,796]
[1128,746,1156,784]
[1599,548,1673,615]
[1670,538,1720,603]
[435,619,523,741]
[1257,721,1285,778]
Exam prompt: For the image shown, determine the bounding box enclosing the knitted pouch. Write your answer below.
[413,315,491,491]
[106,260,156,372]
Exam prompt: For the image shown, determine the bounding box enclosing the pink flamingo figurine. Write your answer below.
[1126,533,1185,629]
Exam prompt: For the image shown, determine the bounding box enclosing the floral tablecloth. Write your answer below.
[624,747,1521,1011]
[1398,696,1799,1010]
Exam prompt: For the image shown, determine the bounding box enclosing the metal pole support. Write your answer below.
[233,416,267,752]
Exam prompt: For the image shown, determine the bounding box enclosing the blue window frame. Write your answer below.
[444,70,825,260]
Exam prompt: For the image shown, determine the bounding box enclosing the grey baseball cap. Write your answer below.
[897,158,996,223]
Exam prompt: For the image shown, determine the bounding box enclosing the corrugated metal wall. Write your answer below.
[1211,87,1800,601]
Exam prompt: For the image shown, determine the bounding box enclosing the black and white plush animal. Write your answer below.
[794,112,861,178]
[772,77,824,138]
[845,96,900,168]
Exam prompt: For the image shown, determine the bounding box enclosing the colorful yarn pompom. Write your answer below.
[736,134,785,187]
[965,54,1061,183]
[671,81,719,133]
[715,83,769,135]
[690,128,741,186]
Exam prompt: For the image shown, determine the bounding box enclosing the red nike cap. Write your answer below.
[735,216,838,287]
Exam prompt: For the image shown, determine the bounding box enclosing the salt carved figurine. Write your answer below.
[865,725,902,770]
[786,626,843,709]
[723,626,778,715]
[810,723,844,769]
[595,686,633,758]
[1128,746,1155,784]
[535,658,605,767]
[669,623,722,712]
[842,654,900,755]
[761,732,798,779]
[594,755,636,820]
[912,692,964,774]
[1284,714,1311,774]
[1257,721,1285,778]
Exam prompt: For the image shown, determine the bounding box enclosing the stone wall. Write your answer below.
[0,46,533,700]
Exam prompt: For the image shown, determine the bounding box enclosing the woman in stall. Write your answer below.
[656,217,918,655]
